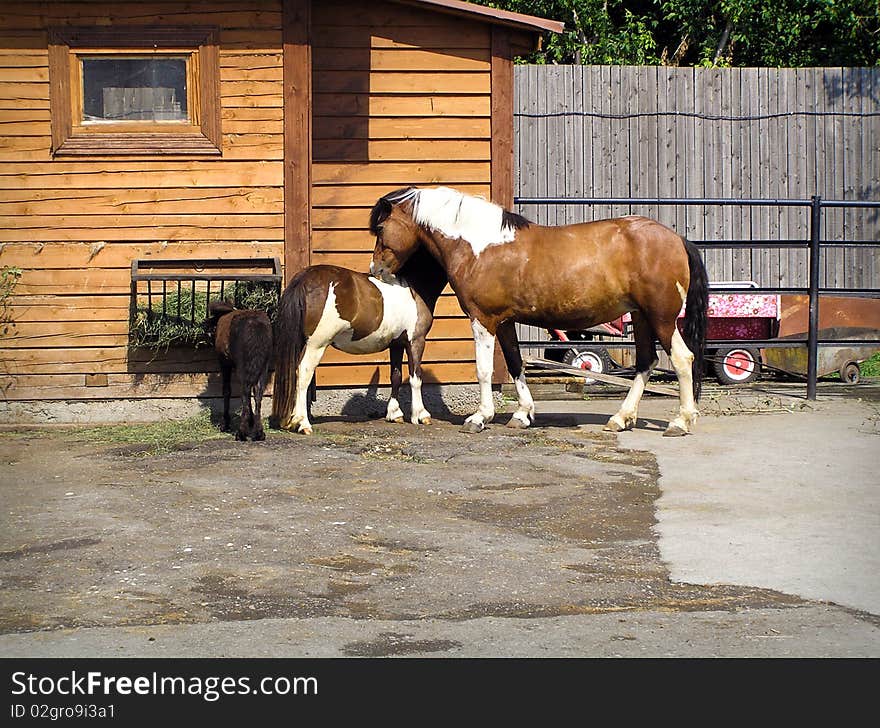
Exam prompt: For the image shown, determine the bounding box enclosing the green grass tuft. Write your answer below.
[861,352,880,378]
[63,411,226,456]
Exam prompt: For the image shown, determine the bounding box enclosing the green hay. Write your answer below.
[63,411,226,457]
[129,281,279,350]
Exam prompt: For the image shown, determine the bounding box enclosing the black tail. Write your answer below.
[270,271,312,428]
[682,239,709,402]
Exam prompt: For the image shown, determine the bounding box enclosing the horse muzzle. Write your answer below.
[369,259,397,283]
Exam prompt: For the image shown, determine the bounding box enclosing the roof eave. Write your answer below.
[388,0,565,35]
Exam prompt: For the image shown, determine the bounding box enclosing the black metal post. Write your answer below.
[806,195,822,400]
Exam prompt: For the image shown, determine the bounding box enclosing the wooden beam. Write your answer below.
[490,25,514,384]
[490,26,514,209]
[283,0,312,282]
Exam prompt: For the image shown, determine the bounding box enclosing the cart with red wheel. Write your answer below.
[698,281,780,385]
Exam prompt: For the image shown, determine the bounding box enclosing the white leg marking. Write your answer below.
[385,397,404,423]
[666,328,698,435]
[606,365,655,432]
[282,287,347,435]
[408,372,432,425]
[464,319,496,431]
[283,340,326,435]
[508,371,536,428]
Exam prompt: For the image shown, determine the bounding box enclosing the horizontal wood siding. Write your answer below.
[0,1,285,401]
[310,0,492,386]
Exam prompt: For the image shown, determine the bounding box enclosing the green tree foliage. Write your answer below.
[474,0,880,66]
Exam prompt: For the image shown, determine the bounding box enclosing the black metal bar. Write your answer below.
[513,196,879,399]
[190,280,196,325]
[528,339,880,349]
[515,196,815,207]
[133,273,282,282]
[807,195,822,400]
[176,281,182,319]
[146,280,153,322]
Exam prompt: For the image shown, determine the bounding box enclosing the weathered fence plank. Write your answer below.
[514,65,880,291]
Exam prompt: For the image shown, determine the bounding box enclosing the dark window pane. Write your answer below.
[82,56,188,122]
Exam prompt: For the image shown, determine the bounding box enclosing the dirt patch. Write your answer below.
[0,416,810,635]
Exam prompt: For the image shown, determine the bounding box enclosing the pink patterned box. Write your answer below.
[707,293,778,319]
[676,292,779,341]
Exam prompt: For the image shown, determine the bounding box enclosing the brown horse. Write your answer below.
[271,247,447,434]
[369,186,709,436]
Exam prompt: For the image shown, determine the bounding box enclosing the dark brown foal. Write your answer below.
[206,301,273,441]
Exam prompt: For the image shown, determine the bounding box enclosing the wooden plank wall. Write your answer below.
[0,0,284,401]
[514,65,880,291]
[309,0,489,387]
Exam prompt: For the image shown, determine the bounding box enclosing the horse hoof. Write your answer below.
[663,424,688,437]
[298,426,313,435]
[506,416,529,429]
[235,431,247,441]
[604,419,626,433]
[420,417,432,425]
[388,417,404,424]
[253,431,266,441]
[460,420,484,434]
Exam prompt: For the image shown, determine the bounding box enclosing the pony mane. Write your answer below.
[370,186,530,255]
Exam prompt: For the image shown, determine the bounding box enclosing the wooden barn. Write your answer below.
[0,0,562,417]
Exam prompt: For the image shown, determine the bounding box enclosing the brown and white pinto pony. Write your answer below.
[271,248,447,434]
[369,186,709,437]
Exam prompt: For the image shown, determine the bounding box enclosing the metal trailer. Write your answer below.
[542,282,876,386]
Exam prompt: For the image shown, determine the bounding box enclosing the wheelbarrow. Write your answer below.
[762,326,879,384]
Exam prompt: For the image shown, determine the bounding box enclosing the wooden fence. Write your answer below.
[513,65,879,291]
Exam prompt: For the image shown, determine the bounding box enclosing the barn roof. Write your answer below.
[390,0,565,34]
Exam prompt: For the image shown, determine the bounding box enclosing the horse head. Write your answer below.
[369,187,422,281]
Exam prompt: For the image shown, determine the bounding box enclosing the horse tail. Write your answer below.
[682,238,710,402]
[270,270,310,427]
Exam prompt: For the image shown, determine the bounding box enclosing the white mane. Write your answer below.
[409,187,517,256]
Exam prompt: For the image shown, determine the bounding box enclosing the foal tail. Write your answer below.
[682,239,709,402]
[270,271,314,427]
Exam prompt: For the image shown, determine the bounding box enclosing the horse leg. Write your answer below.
[386,339,405,423]
[605,312,657,433]
[220,360,232,432]
[496,320,534,429]
[236,376,252,441]
[405,335,431,425]
[281,338,327,435]
[462,319,496,433]
[251,375,267,441]
[661,325,698,437]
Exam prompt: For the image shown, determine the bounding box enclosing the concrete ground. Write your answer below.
[0,381,878,658]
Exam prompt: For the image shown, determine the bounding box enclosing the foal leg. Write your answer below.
[251,374,267,441]
[605,313,657,433]
[236,377,253,441]
[462,319,497,434]
[662,326,698,437]
[220,361,232,432]
[281,338,327,435]
[496,320,535,429]
[405,335,431,425]
[386,340,406,423]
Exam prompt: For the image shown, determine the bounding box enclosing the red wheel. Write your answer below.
[713,347,761,385]
[563,348,610,385]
